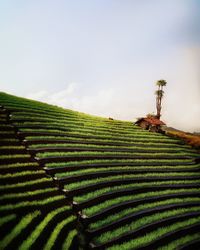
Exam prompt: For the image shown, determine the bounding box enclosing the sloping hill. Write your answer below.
[0,92,200,250]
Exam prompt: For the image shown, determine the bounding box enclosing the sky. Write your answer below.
[0,0,200,132]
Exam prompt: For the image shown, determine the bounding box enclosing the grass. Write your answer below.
[47,158,194,169]
[20,127,180,142]
[74,183,180,203]
[0,162,39,169]
[56,170,199,180]
[17,120,154,136]
[0,131,15,134]
[89,197,200,229]
[53,164,199,177]
[158,232,200,250]
[0,187,57,201]
[0,154,30,160]
[0,138,18,142]
[37,151,189,158]
[43,215,76,250]
[0,177,51,191]
[61,229,77,250]
[0,170,44,180]
[0,214,16,227]
[1,92,199,250]
[18,206,69,250]
[107,216,200,250]
[65,176,200,191]
[0,211,40,249]
[30,142,191,153]
[0,195,65,211]
[83,188,200,216]
[74,180,200,204]
[26,135,184,146]
[53,164,199,173]
[0,146,25,149]
[95,206,200,244]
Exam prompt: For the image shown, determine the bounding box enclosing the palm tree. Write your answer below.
[155,79,167,119]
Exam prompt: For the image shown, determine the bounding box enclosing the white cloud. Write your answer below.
[27,90,48,100]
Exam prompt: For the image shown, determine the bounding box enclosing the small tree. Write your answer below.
[155,79,167,119]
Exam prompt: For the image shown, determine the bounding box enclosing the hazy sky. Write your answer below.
[0,0,200,132]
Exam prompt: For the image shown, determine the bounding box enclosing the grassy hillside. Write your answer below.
[0,92,200,250]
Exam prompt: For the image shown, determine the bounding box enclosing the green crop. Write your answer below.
[74,178,200,203]
[19,207,69,250]
[0,131,15,134]
[0,170,44,180]
[47,158,193,168]
[0,211,40,249]
[84,188,200,216]
[0,162,38,169]
[26,135,183,147]
[0,154,30,159]
[0,177,51,191]
[107,216,200,250]
[0,195,65,211]
[158,232,200,250]
[65,176,200,191]
[0,146,25,150]
[56,169,199,179]
[0,214,16,227]
[30,143,191,153]
[37,151,188,158]
[96,206,200,244]
[0,187,57,201]
[89,197,200,230]
[43,216,76,250]
[61,229,77,250]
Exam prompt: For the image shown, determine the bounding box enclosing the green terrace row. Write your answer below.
[0,170,47,185]
[0,187,59,203]
[24,135,185,147]
[19,131,177,145]
[0,154,33,165]
[17,127,165,142]
[13,120,151,137]
[46,159,196,172]
[64,178,200,193]
[88,197,200,230]
[0,207,76,250]
[55,169,200,180]
[11,114,139,130]
[106,215,200,250]
[1,100,103,120]
[51,165,200,180]
[37,151,192,157]
[0,194,67,214]
[0,162,39,174]
[157,232,200,250]
[8,107,132,128]
[28,143,193,154]
[0,146,27,155]
[0,177,55,194]
[93,206,200,245]
[18,128,169,142]
[0,154,31,159]
[0,131,15,134]
[35,151,193,161]
[82,188,200,216]
[12,116,140,130]
[70,178,200,204]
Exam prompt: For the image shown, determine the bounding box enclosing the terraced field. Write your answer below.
[0,92,200,250]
